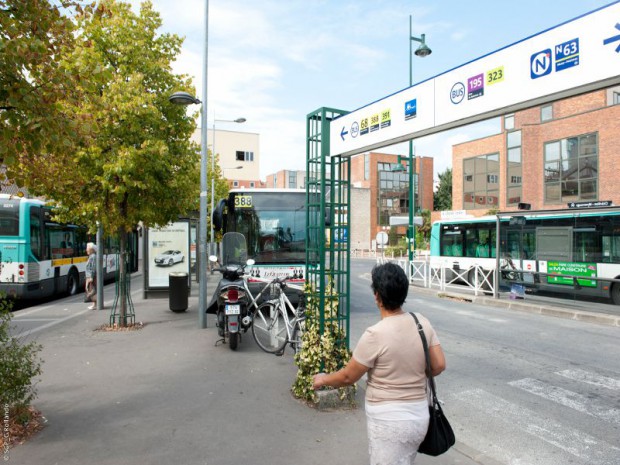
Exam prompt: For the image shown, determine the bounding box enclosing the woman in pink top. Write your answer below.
[312,262,446,465]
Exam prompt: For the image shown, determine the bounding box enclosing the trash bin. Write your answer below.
[169,272,189,312]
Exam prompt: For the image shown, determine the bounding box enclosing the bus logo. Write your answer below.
[450,82,465,104]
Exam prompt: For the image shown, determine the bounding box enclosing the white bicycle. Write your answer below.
[251,277,306,355]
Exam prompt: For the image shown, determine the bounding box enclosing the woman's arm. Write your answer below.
[312,358,369,390]
[429,344,446,377]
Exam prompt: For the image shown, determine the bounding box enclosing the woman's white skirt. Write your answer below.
[365,400,430,465]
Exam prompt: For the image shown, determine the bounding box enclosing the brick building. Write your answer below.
[452,86,620,215]
[349,152,433,248]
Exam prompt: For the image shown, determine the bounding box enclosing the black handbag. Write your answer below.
[410,312,455,456]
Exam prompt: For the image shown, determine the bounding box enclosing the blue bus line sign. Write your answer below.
[330,2,620,158]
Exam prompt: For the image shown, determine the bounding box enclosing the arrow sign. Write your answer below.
[340,126,348,141]
[603,23,620,52]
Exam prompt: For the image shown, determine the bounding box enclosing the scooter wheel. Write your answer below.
[229,332,239,350]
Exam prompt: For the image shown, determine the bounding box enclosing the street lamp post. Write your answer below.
[408,15,432,273]
[210,117,246,246]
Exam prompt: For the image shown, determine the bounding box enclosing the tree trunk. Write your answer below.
[119,230,127,327]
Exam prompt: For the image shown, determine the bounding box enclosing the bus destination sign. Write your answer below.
[567,200,612,209]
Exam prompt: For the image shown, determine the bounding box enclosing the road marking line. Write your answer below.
[556,369,620,391]
[16,309,91,338]
[509,378,620,426]
[454,388,617,464]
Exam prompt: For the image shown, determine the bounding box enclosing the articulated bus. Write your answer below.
[0,195,137,300]
[430,206,620,304]
[212,188,307,294]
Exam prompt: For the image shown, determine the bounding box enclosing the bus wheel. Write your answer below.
[67,269,79,296]
[611,283,620,305]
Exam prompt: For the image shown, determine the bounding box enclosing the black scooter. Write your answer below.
[207,233,254,351]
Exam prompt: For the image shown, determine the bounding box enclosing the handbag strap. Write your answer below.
[410,312,438,404]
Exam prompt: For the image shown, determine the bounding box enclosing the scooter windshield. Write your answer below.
[221,232,248,266]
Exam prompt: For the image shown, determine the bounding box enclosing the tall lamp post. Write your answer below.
[168,91,207,328]
[210,117,246,245]
[408,15,432,269]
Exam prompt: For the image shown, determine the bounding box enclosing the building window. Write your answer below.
[364,153,370,180]
[273,174,277,188]
[377,166,415,226]
[288,172,296,189]
[506,129,522,206]
[463,153,499,210]
[233,181,239,187]
[236,151,254,161]
[614,92,620,105]
[544,133,598,204]
[250,182,255,188]
[504,114,514,130]
[541,104,553,122]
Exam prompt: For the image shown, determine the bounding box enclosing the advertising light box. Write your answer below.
[330,2,620,157]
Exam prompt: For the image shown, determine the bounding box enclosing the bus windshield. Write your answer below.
[0,199,20,236]
[226,191,305,265]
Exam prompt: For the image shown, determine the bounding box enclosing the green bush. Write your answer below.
[292,281,354,403]
[0,296,43,414]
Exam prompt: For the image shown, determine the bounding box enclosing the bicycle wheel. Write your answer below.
[291,318,305,355]
[252,302,288,353]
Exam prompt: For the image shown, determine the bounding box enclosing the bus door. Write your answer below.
[504,227,536,283]
[536,226,573,285]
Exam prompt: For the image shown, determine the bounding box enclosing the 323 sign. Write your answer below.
[486,66,504,85]
[234,195,253,208]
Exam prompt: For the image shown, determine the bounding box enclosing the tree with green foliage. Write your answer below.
[434,168,453,211]
[15,0,200,326]
[0,0,97,183]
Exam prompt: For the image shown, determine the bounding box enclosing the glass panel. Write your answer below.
[580,133,597,156]
[565,137,579,161]
[487,190,499,208]
[463,193,475,209]
[545,183,561,203]
[541,104,553,121]
[545,141,560,161]
[561,180,579,201]
[545,161,560,182]
[580,179,597,199]
[474,173,486,191]
[579,156,597,180]
[504,114,515,130]
[0,200,20,236]
[507,187,521,205]
[508,147,521,163]
[561,157,578,181]
[508,165,522,185]
[507,130,521,148]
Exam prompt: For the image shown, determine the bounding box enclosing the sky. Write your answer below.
[128,0,616,184]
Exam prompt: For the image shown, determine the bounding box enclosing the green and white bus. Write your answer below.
[0,195,137,300]
[430,206,620,304]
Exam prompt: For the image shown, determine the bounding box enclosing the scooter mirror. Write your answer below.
[208,255,218,263]
[246,259,255,266]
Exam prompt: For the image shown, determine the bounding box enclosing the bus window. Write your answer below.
[0,199,20,236]
[465,229,478,257]
[523,231,535,260]
[574,229,599,262]
[30,207,43,260]
[507,231,521,259]
[441,231,462,257]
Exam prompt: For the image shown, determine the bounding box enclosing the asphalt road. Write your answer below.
[350,258,620,465]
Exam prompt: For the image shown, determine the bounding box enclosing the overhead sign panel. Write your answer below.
[330,2,620,157]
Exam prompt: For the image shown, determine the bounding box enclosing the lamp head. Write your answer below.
[415,43,432,57]
[412,33,432,57]
[234,118,247,123]
[168,91,201,106]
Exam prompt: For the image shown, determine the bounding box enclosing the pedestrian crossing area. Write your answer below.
[448,368,620,465]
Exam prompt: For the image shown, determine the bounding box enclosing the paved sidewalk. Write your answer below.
[8,272,482,465]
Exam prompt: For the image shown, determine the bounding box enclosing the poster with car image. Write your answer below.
[148,221,190,288]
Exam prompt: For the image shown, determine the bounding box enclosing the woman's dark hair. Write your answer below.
[371,262,408,310]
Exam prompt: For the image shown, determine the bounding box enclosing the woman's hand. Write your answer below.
[312,373,327,390]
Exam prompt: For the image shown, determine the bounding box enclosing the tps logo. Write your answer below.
[530,49,552,79]
[450,82,465,104]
